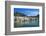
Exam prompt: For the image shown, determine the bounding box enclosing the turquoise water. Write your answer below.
[14,19,39,28]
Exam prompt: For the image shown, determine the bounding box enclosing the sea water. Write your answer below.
[14,19,39,28]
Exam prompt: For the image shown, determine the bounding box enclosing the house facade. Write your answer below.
[14,16,38,24]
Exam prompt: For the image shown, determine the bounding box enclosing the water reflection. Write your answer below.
[14,16,39,27]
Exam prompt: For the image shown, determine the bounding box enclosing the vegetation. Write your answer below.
[14,12,39,17]
[14,12,26,16]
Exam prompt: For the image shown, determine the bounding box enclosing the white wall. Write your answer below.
[0,0,46,36]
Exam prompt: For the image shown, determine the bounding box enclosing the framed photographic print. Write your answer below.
[5,1,45,35]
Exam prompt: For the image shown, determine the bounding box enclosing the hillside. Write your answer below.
[14,12,39,17]
[14,12,26,16]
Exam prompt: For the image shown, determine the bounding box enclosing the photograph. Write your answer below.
[5,1,45,35]
[14,8,39,28]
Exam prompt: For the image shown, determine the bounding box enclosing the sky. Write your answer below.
[14,8,39,16]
